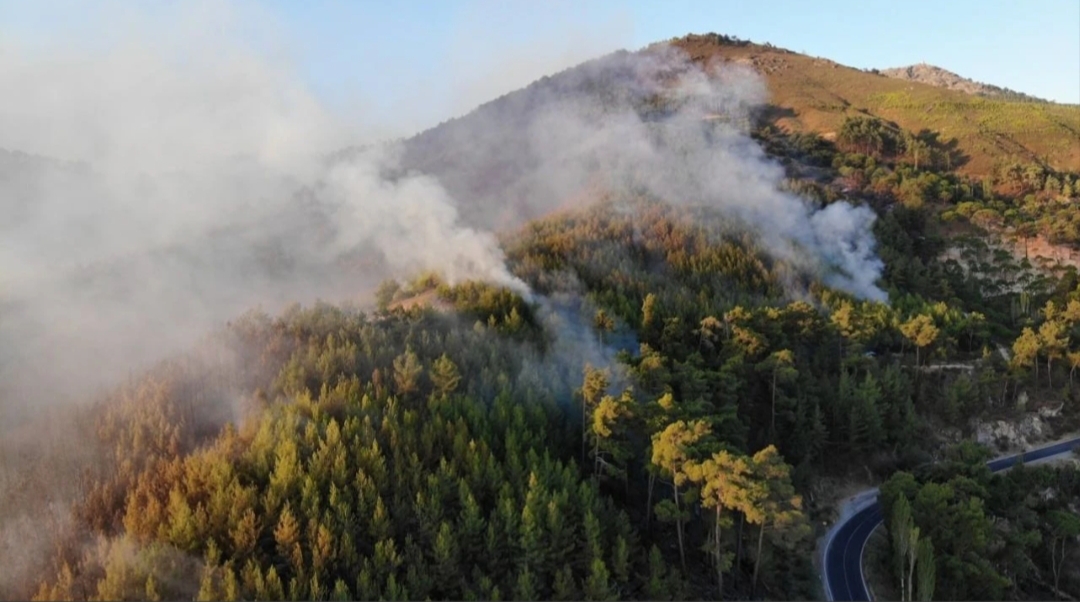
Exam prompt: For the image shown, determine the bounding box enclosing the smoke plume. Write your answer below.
[0,5,529,593]
[0,4,526,416]
[401,45,888,301]
[0,4,891,596]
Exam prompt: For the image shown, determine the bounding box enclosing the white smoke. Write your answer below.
[320,146,529,296]
[0,6,530,594]
[0,2,527,413]
[0,5,891,595]
[401,45,887,302]
[520,47,888,301]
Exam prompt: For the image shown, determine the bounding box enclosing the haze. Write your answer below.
[0,0,898,421]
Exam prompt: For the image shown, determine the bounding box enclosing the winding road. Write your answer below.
[822,436,1080,601]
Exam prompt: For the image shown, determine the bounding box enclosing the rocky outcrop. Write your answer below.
[974,413,1050,451]
[880,63,1048,103]
[1039,403,1065,419]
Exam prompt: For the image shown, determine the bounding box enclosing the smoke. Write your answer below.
[0,2,527,416]
[402,45,888,302]
[443,0,634,120]
[0,3,891,423]
[0,6,533,593]
[320,146,529,297]
[0,3,892,596]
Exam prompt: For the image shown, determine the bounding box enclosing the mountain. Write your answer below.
[666,34,1079,176]
[400,32,1078,201]
[880,62,1049,103]
[8,30,1080,602]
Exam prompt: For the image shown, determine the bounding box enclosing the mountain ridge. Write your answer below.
[880,62,1050,103]
[390,32,1079,226]
[663,33,1080,174]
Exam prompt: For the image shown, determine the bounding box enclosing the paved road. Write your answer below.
[823,436,1080,601]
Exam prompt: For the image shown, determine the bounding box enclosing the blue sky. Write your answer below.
[271,0,1080,130]
[3,0,1078,136]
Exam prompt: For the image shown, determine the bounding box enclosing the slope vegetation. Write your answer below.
[9,32,1080,602]
[662,34,1080,176]
[396,33,1078,233]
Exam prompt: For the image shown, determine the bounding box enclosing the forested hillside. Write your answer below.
[4,31,1080,602]
[667,34,1080,177]
[396,33,1079,233]
[18,189,1080,600]
[875,447,1080,601]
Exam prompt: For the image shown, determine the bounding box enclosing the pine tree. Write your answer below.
[651,420,712,573]
[370,496,391,541]
[433,521,460,598]
[579,366,610,464]
[642,293,658,333]
[430,354,462,398]
[457,483,487,561]
[287,575,305,600]
[552,564,579,601]
[392,348,424,398]
[165,488,199,552]
[356,564,378,601]
[478,573,501,602]
[384,573,409,602]
[196,543,222,601]
[590,390,634,485]
[373,538,403,587]
[611,535,631,586]
[644,545,671,601]
[513,566,540,602]
[274,503,304,578]
[263,566,284,601]
[308,573,325,601]
[583,558,614,602]
[745,445,805,596]
[230,507,259,558]
[685,449,753,599]
[331,579,352,602]
[850,373,884,452]
[144,574,160,602]
[311,520,335,578]
[582,510,604,569]
[757,349,797,439]
[594,309,615,344]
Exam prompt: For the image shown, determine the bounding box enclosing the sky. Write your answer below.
[1,0,1078,138]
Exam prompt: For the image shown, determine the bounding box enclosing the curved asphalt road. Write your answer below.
[823,436,1080,601]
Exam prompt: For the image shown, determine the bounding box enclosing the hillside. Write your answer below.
[669,34,1079,177]
[395,34,1079,234]
[880,63,1049,103]
[665,34,1079,177]
[8,29,1080,602]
